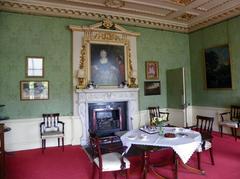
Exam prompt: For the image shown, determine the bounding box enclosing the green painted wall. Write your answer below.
[0,12,191,119]
[189,16,240,107]
[127,26,191,110]
[0,12,94,118]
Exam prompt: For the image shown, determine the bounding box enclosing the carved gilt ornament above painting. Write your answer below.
[69,19,140,89]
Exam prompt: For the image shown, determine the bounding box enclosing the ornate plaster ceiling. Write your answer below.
[1,0,240,32]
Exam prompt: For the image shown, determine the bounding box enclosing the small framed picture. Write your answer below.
[144,81,161,96]
[20,80,49,100]
[145,61,159,80]
[26,56,44,77]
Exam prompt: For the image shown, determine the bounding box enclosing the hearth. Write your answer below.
[88,102,127,137]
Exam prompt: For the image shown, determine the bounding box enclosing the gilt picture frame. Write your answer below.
[20,80,49,100]
[204,44,232,89]
[145,61,159,80]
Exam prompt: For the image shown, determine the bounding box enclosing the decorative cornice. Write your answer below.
[172,0,195,6]
[0,0,240,33]
[0,0,188,32]
[189,6,240,32]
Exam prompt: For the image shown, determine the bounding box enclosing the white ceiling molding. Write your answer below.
[1,0,240,33]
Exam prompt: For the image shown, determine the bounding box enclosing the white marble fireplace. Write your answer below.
[76,88,139,145]
[70,20,140,145]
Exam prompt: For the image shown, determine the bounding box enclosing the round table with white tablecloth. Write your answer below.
[121,127,203,179]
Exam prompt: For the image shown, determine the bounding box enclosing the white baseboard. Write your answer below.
[2,116,75,152]
[191,105,231,134]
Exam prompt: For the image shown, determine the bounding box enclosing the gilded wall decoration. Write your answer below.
[72,19,140,89]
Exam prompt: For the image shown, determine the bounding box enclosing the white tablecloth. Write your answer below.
[121,127,201,164]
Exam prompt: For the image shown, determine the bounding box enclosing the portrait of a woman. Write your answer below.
[90,44,125,86]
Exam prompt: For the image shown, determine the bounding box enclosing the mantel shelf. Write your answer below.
[76,88,139,93]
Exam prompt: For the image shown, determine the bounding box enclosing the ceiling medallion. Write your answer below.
[104,0,125,8]
[173,0,193,6]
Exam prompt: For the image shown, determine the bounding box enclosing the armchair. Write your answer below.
[89,131,130,179]
[40,113,64,153]
[219,105,240,141]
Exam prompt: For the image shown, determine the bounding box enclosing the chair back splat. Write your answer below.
[148,106,169,125]
[196,115,214,134]
[230,105,240,120]
[43,113,61,132]
[148,106,161,119]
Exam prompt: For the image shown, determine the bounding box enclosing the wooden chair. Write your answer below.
[89,131,130,179]
[40,113,64,153]
[148,106,169,125]
[219,105,240,141]
[146,107,172,177]
[189,115,215,170]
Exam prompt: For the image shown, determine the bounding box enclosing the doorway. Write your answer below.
[166,67,187,127]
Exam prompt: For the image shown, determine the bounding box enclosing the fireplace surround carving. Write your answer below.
[76,88,139,145]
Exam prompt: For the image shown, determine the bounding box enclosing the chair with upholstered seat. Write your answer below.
[220,105,240,141]
[190,115,215,170]
[89,132,130,179]
[40,113,64,153]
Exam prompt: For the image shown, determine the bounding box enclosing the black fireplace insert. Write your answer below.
[88,102,127,137]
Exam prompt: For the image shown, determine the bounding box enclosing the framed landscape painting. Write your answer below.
[144,81,161,96]
[204,45,232,89]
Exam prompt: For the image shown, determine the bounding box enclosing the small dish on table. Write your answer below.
[164,133,176,138]
[127,135,137,140]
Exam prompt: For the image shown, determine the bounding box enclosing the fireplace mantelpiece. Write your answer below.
[76,88,139,145]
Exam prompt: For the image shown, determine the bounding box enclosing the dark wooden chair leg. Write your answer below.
[197,152,201,170]
[62,137,64,151]
[209,148,214,165]
[41,139,44,153]
[126,169,129,179]
[114,171,117,179]
[231,128,234,137]
[142,151,149,179]
[99,170,102,179]
[220,126,223,137]
[174,153,178,179]
[58,138,60,147]
[42,139,46,153]
[92,164,96,179]
[234,128,237,141]
[44,139,46,149]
